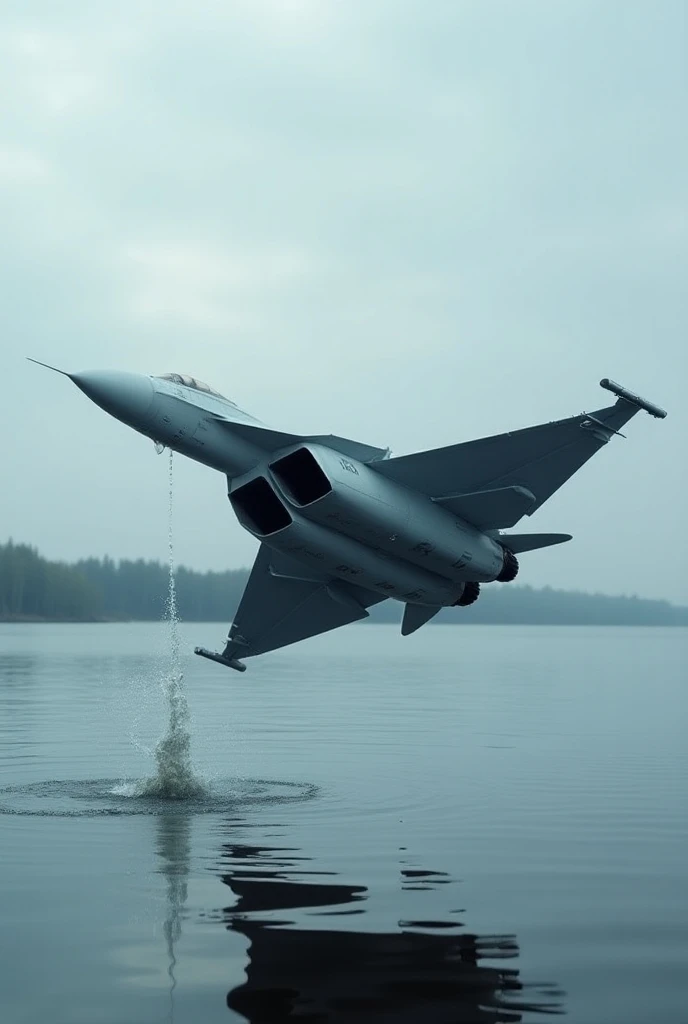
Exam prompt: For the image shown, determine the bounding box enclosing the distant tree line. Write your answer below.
[72,554,247,622]
[1,540,686,626]
[0,540,101,620]
[405,585,688,627]
[0,541,245,623]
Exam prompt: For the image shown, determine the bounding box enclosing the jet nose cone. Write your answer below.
[71,370,155,429]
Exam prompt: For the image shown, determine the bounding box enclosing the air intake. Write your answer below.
[270,447,332,506]
[230,477,292,537]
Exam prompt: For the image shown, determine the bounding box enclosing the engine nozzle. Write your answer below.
[455,581,481,606]
[497,548,519,583]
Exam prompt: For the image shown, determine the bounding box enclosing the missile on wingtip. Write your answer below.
[599,378,667,419]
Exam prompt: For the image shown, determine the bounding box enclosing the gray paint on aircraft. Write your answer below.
[28,361,666,671]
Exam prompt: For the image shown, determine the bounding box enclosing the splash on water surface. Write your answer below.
[0,777,318,817]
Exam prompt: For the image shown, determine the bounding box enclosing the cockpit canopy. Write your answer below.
[156,373,229,401]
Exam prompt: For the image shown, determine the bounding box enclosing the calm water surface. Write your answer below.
[0,623,686,1023]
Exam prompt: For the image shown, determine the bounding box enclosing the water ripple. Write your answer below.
[0,777,319,817]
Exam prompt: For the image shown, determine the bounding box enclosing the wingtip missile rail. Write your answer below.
[599,378,667,419]
[194,647,247,672]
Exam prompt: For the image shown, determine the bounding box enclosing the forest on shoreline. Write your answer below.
[1,540,686,626]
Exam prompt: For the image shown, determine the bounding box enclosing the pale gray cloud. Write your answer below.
[1,0,686,601]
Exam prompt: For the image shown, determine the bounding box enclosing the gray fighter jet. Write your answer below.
[29,360,666,671]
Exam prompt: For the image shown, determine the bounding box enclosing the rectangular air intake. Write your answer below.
[270,447,332,507]
[230,477,292,536]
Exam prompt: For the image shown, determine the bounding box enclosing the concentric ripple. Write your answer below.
[0,777,319,817]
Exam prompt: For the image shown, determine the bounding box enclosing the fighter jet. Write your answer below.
[28,359,666,671]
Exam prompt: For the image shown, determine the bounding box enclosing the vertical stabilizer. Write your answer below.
[401,603,442,636]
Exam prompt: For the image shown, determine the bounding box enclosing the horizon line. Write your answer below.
[2,537,686,610]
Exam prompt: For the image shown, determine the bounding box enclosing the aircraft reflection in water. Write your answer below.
[215,830,564,1022]
[29,359,665,670]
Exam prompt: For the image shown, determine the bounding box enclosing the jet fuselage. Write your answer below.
[65,369,510,608]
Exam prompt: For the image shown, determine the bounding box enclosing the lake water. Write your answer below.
[1,622,686,1023]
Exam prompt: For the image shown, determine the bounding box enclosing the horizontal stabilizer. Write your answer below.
[214,418,388,463]
[433,485,536,530]
[497,532,572,554]
[401,603,442,636]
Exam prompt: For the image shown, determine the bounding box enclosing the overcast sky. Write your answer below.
[2,0,686,603]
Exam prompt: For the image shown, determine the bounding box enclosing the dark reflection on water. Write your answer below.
[212,825,564,1023]
[156,814,192,1023]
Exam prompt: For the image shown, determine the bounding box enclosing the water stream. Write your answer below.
[138,451,205,799]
